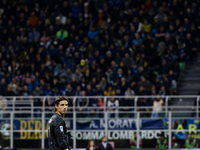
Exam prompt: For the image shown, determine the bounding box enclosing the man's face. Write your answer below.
[102,137,108,143]
[56,100,68,115]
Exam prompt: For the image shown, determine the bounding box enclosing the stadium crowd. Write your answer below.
[0,0,200,110]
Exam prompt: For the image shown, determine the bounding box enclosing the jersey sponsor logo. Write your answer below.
[60,126,63,132]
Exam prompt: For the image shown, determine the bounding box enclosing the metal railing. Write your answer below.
[1,95,200,114]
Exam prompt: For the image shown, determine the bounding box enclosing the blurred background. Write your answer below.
[0,0,200,149]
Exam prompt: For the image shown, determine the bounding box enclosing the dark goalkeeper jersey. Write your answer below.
[48,113,69,150]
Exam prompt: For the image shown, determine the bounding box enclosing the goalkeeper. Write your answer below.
[48,96,70,150]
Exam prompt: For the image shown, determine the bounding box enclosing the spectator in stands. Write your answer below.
[33,96,42,118]
[97,136,113,150]
[156,133,168,149]
[132,33,143,47]
[95,84,104,96]
[95,96,104,118]
[119,77,128,95]
[29,11,38,26]
[73,68,83,83]
[59,76,67,92]
[130,132,142,149]
[125,69,134,84]
[44,84,54,96]
[45,97,54,118]
[70,76,78,91]
[21,85,30,96]
[137,85,150,117]
[75,85,82,96]
[0,78,7,95]
[171,136,180,148]
[151,95,164,118]
[122,53,134,69]
[159,85,166,96]
[5,86,15,96]
[8,78,18,95]
[99,76,108,92]
[184,134,199,148]
[80,76,86,90]
[28,27,40,43]
[120,91,134,118]
[125,87,135,97]
[88,27,98,40]
[107,97,119,118]
[0,96,7,118]
[138,76,151,94]
[56,12,67,26]
[87,140,98,150]
[63,83,75,96]
[56,26,68,41]
[104,85,115,96]
[33,85,43,96]
[76,90,89,118]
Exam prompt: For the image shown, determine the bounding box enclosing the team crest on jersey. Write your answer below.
[60,126,63,132]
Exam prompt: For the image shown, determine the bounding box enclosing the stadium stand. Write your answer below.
[0,0,200,114]
[0,1,200,123]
